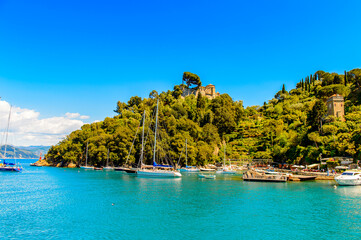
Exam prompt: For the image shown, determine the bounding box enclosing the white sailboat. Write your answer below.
[80,142,94,169]
[0,105,22,172]
[103,148,114,170]
[137,100,181,178]
[220,144,236,174]
[179,139,199,172]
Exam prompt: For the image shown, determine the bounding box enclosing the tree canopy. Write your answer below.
[182,72,201,89]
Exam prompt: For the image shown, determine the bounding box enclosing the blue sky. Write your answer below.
[0,0,360,145]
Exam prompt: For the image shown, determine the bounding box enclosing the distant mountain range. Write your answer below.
[0,145,51,159]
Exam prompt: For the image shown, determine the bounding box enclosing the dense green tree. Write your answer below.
[308,100,327,132]
[149,90,158,99]
[182,72,201,89]
[172,85,183,99]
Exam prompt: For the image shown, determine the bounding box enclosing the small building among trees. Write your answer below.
[182,84,220,99]
[326,94,345,121]
[181,72,220,99]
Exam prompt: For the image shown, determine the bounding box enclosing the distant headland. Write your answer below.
[42,69,361,170]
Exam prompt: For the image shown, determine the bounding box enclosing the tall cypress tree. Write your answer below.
[310,74,313,85]
[282,84,286,94]
[301,79,304,90]
[344,70,347,86]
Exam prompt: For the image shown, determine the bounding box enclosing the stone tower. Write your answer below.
[326,94,345,121]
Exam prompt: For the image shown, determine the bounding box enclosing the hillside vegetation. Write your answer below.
[45,69,361,167]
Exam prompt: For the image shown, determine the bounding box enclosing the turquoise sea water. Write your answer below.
[1,159,361,240]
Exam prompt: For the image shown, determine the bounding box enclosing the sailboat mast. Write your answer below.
[185,139,187,166]
[140,110,146,165]
[153,99,159,165]
[85,142,89,166]
[106,148,109,167]
[13,145,16,165]
[224,143,226,168]
[3,105,12,160]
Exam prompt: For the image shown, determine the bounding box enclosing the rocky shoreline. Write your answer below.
[32,159,77,168]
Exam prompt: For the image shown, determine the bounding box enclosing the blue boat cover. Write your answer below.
[186,165,196,168]
[3,161,15,165]
[153,162,173,168]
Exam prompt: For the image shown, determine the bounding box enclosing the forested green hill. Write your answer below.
[45,69,361,167]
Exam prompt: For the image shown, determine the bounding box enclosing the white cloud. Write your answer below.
[0,100,89,146]
[79,115,90,120]
[65,112,90,119]
[65,112,80,119]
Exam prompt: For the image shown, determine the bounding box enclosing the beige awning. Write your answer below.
[307,164,320,169]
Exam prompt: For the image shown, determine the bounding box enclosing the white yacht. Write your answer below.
[335,170,361,186]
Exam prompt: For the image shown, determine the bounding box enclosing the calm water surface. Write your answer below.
[1,159,361,240]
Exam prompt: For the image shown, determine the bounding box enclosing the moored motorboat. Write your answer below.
[80,166,94,169]
[335,170,361,186]
[114,166,129,172]
[200,168,216,172]
[243,170,287,182]
[30,163,41,167]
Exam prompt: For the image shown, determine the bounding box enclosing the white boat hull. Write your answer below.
[80,166,94,169]
[335,178,361,186]
[180,168,199,172]
[335,171,361,186]
[137,170,182,178]
[200,168,216,172]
